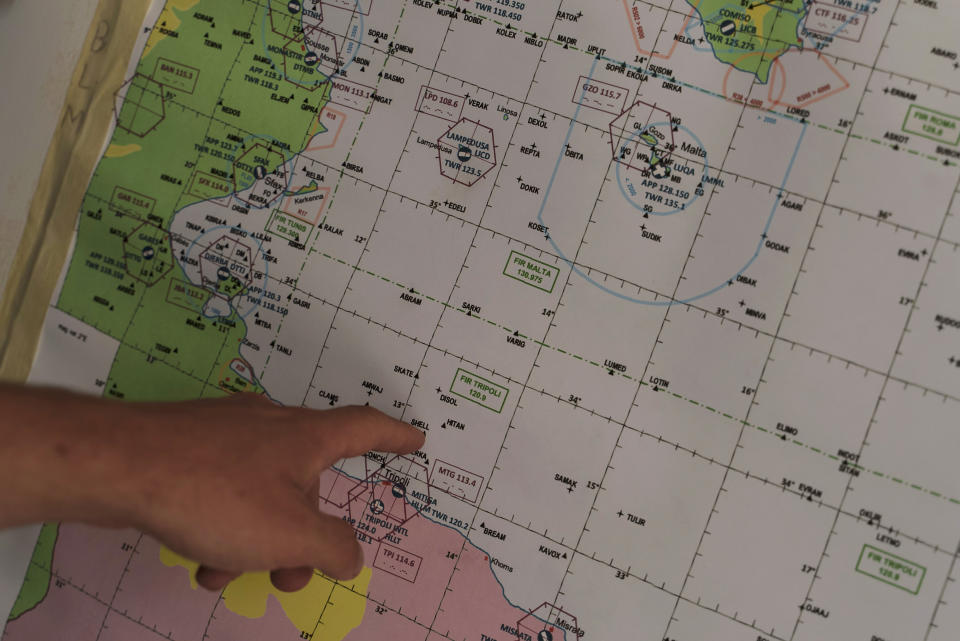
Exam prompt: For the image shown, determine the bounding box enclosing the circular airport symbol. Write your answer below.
[141,245,156,260]
[304,51,319,66]
[538,631,553,641]
[616,121,709,217]
[719,19,736,36]
[391,483,407,499]
[288,1,301,14]
[457,144,473,162]
[254,165,267,180]
[650,162,671,179]
[369,499,385,515]
[217,266,231,281]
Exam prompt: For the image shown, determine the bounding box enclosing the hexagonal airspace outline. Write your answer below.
[231,142,288,207]
[280,24,344,90]
[122,222,174,286]
[323,454,434,544]
[437,118,497,187]
[114,73,167,138]
[517,603,580,641]
[608,100,675,174]
[198,235,255,301]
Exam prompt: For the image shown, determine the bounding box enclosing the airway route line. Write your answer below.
[129,73,952,240]
[621,0,699,61]
[417,0,952,168]
[73,212,959,560]
[88,298,955,565]
[77,178,959,514]
[301,248,960,512]
[296,298,957,564]
[542,56,808,308]
[88,169,956,397]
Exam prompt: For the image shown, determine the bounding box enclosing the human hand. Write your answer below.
[0,386,425,592]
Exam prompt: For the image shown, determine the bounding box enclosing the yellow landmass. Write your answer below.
[749,5,775,39]
[160,547,371,638]
[143,0,201,57]
[289,181,319,196]
[105,144,142,158]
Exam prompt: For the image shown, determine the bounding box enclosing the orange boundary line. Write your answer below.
[632,0,852,110]
[722,51,787,109]
[306,105,347,151]
[770,50,851,110]
[278,186,332,227]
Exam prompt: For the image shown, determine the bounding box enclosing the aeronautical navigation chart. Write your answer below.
[7,0,960,640]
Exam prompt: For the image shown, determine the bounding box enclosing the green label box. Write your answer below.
[855,544,926,594]
[503,250,559,293]
[450,368,509,413]
[902,105,960,146]
[266,210,310,242]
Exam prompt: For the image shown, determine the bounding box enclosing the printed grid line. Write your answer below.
[31,0,960,640]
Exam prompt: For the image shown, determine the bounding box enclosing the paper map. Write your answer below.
[6,0,960,640]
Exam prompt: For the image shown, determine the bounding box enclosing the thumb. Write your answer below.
[282,500,364,581]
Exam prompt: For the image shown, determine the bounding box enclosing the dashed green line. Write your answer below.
[427,1,948,166]
[309,249,960,508]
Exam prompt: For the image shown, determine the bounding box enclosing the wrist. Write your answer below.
[0,385,134,528]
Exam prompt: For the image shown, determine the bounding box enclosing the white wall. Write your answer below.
[0,0,102,629]
[0,0,101,300]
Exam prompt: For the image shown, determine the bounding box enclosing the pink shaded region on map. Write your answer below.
[99,609,175,641]
[9,469,537,641]
[433,543,533,641]
[4,573,107,641]
[205,593,302,641]
[319,468,457,622]
[321,469,534,641]
[342,600,428,641]
[51,524,139,602]
[110,535,219,640]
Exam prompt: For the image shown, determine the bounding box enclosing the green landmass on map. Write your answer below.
[25,0,336,603]
[7,523,58,622]
[55,0,332,402]
[687,0,807,83]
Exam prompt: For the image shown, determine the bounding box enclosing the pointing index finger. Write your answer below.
[321,406,425,461]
